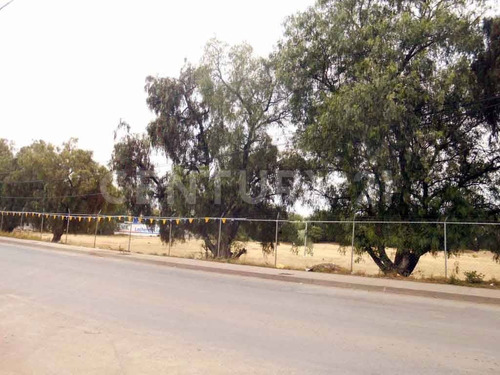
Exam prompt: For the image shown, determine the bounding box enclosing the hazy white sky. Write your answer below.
[0,0,313,165]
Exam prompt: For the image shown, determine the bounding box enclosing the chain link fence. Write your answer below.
[1,210,499,282]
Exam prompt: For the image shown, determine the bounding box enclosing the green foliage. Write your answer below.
[464,270,485,284]
[307,225,324,243]
[113,39,291,258]
[471,17,500,133]
[1,139,122,241]
[280,213,304,244]
[111,122,157,218]
[308,210,352,245]
[0,139,14,178]
[277,0,499,276]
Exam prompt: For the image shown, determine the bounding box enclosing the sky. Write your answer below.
[0,0,313,165]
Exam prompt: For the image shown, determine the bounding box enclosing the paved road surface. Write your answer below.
[0,241,499,374]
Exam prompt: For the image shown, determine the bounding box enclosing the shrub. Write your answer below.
[464,270,485,284]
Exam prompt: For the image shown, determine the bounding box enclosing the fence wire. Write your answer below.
[1,210,499,282]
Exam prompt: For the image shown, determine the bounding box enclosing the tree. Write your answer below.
[278,0,500,276]
[111,122,157,219]
[0,139,14,228]
[112,40,291,258]
[471,17,500,133]
[2,139,121,241]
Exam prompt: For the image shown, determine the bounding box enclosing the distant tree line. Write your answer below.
[0,139,121,241]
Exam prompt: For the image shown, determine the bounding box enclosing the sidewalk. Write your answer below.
[2,236,500,305]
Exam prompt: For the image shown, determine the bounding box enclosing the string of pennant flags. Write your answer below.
[0,210,269,261]
[0,210,241,225]
[2,210,500,226]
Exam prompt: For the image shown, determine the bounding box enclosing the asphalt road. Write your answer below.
[1,241,499,374]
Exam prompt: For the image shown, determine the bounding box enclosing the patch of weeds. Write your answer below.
[447,275,461,285]
[464,270,485,284]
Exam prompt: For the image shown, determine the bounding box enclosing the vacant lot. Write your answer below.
[19,232,499,281]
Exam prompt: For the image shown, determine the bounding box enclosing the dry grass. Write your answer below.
[2,230,500,283]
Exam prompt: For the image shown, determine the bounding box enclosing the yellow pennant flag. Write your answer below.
[78,217,82,222]
[108,216,112,221]
[222,218,227,224]
[205,217,210,223]
[162,219,167,225]
[98,217,102,222]
[128,216,132,222]
[118,216,123,221]
[176,219,180,225]
[188,218,194,224]
[53,215,57,219]
[149,218,154,224]
[88,217,92,222]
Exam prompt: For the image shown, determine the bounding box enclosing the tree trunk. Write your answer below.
[51,221,65,242]
[206,221,241,259]
[393,251,421,277]
[51,227,63,242]
[366,246,421,277]
[203,236,217,256]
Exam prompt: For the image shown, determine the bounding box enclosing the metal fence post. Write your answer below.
[65,210,70,244]
[274,214,279,268]
[217,218,222,258]
[40,212,44,240]
[303,221,308,256]
[93,214,99,248]
[444,220,448,279]
[351,218,356,273]
[0,211,3,232]
[168,220,172,256]
[127,219,133,252]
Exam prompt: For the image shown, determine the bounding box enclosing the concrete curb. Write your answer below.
[2,236,500,306]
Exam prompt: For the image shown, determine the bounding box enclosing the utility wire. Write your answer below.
[0,193,104,200]
[0,0,15,13]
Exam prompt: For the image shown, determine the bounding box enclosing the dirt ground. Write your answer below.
[22,231,500,281]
